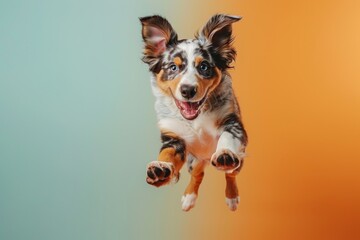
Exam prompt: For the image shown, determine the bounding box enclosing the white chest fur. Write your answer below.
[158,113,220,161]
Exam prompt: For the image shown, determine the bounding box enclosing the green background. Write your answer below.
[0,1,208,239]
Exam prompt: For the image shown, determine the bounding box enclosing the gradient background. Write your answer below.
[1,0,360,239]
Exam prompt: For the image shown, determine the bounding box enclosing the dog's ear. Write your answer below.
[140,15,178,73]
[197,14,241,70]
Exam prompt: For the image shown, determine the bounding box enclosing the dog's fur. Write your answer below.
[140,14,248,211]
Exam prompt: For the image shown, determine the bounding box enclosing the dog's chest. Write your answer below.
[158,114,219,160]
[186,124,218,161]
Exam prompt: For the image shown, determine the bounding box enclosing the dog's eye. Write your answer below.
[197,61,214,78]
[169,63,178,72]
[200,62,209,71]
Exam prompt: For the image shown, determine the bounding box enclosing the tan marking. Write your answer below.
[156,70,182,97]
[225,172,239,199]
[155,61,223,104]
[173,57,182,66]
[194,56,203,66]
[193,67,222,102]
[158,131,185,173]
[184,161,206,196]
[158,148,184,173]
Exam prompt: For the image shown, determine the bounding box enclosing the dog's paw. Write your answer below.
[226,196,240,211]
[211,149,244,172]
[181,193,197,211]
[146,161,174,187]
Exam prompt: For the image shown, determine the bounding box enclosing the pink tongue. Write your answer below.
[179,101,198,116]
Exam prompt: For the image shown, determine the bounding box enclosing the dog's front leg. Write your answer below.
[146,132,186,187]
[211,113,247,210]
[211,113,247,172]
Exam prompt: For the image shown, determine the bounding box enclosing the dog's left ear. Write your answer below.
[140,15,178,73]
[197,14,241,70]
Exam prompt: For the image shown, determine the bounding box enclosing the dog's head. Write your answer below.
[140,14,241,120]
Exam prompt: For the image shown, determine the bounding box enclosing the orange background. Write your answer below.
[1,1,360,239]
[175,0,360,239]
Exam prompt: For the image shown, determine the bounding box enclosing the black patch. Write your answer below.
[187,155,195,173]
[200,49,211,62]
[144,55,163,74]
[160,134,186,161]
[220,113,248,146]
[208,47,236,71]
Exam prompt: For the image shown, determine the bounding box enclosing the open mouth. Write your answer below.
[174,97,206,120]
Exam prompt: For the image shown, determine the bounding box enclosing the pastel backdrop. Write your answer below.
[1,0,359,240]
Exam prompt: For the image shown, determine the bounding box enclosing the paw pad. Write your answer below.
[211,150,243,172]
[146,161,174,187]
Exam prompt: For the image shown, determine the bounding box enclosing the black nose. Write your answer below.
[180,84,197,99]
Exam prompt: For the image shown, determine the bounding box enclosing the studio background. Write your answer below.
[1,0,359,239]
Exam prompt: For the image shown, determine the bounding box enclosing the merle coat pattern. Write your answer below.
[140,14,248,211]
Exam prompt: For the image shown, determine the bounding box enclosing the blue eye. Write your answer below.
[169,63,178,72]
[198,61,214,78]
[200,62,209,71]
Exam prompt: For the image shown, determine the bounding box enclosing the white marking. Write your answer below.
[158,118,196,143]
[216,131,241,154]
[174,41,205,101]
[191,112,219,138]
[181,193,197,211]
[158,112,219,160]
[211,131,246,172]
[226,196,240,211]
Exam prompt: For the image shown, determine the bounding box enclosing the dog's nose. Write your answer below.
[180,84,197,99]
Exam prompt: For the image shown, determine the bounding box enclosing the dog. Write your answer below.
[140,14,248,211]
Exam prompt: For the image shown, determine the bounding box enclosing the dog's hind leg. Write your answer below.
[225,168,241,211]
[146,131,186,187]
[181,155,206,211]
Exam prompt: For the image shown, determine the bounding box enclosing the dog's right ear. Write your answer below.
[140,15,178,73]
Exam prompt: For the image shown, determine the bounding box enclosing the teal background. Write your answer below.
[0,1,209,239]
[3,0,360,240]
